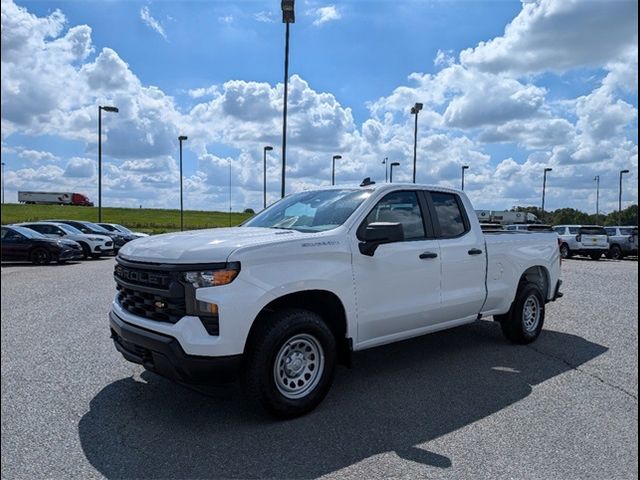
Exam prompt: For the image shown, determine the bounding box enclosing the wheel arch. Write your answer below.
[519,265,550,299]
[245,289,352,366]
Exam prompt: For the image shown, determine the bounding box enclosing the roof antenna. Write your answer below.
[360,177,375,187]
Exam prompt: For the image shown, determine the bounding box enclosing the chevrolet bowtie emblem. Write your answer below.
[154,301,167,309]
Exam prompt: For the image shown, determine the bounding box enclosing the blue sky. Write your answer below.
[1,0,638,213]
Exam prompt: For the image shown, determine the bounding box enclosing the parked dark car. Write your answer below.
[1,225,83,264]
[45,219,131,251]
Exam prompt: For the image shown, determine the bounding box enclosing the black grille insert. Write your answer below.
[117,285,186,323]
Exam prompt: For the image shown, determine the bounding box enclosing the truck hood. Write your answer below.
[118,227,308,264]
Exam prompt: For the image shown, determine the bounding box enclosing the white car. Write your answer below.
[553,225,609,260]
[17,222,114,259]
[110,183,562,417]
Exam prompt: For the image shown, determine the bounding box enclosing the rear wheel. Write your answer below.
[560,243,572,259]
[498,282,545,345]
[243,309,337,418]
[30,248,51,265]
[609,245,623,260]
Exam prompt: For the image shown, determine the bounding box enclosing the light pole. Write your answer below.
[280,0,295,198]
[410,102,423,183]
[594,175,600,225]
[461,165,469,191]
[1,162,5,204]
[97,105,119,222]
[382,157,389,183]
[541,167,552,224]
[263,146,273,210]
[619,169,630,223]
[178,136,188,231]
[390,162,400,183]
[331,155,342,186]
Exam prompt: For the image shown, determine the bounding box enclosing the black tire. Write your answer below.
[498,282,545,345]
[30,248,52,265]
[589,252,601,261]
[559,243,572,259]
[609,245,623,260]
[77,242,90,259]
[243,308,337,418]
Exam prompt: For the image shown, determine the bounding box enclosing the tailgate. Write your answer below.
[579,228,608,247]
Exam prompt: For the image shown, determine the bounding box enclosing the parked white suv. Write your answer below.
[17,222,114,259]
[554,225,609,260]
[110,183,562,417]
[605,226,638,260]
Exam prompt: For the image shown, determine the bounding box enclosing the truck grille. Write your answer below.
[116,285,186,323]
[114,263,185,324]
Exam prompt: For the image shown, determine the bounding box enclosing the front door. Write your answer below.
[351,190,443,348]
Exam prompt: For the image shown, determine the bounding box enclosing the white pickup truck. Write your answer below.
[110,183,562,417]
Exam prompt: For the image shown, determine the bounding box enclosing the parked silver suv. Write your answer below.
[605,226,638,260]
[554,225,609,260]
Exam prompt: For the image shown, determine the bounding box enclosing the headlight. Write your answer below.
[183,263,240,288]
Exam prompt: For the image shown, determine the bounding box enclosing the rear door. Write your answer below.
[426,190,486,322]
[351,190,443,345]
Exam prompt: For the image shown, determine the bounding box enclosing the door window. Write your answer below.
[361,191,426,240]
[430,192,468,238]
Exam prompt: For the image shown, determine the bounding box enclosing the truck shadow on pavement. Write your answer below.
[78,320,606,479]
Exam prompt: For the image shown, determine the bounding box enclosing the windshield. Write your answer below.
[10,226,46,239]
[244,189,373,233]
[113,224,133,234]
[82,222,111,233]
[98,223,117,232]
[57,224,83,235]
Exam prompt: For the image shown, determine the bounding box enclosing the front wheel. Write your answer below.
[30,248,52,265]
[498,282,545,345]
[243,309,337,418]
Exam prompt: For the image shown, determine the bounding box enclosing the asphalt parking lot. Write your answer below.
[1,257,638,479]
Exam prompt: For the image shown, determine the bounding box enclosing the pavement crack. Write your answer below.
[526,344,638,402]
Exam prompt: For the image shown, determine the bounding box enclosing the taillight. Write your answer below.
[576,234,582,242]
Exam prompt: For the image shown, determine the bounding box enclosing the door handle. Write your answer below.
[419,252,438,259]
[468,248,483,255]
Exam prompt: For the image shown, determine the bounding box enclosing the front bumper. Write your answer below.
[59,248,83,260]
[110,311,242,384]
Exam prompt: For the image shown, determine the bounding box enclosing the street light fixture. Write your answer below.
[594,175,600,225]
[97,105,119,222]
[541,167,552,224]
[461,165,469,191]
[410,102,423,183]
[382,157,389,183]
[280,0,295,199]
[619,169,630,223]
[178,135,188,231]
[263,146,273,209]
[332,155,342,185]
[390,162,400,183]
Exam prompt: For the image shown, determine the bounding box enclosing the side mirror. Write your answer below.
[358,222,404,256]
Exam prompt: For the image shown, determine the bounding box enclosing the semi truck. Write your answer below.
[476,209,538,225]
[18,191,94,206]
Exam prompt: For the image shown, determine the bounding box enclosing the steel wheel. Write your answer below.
[273,333,325,400]
[522,295,541,333]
